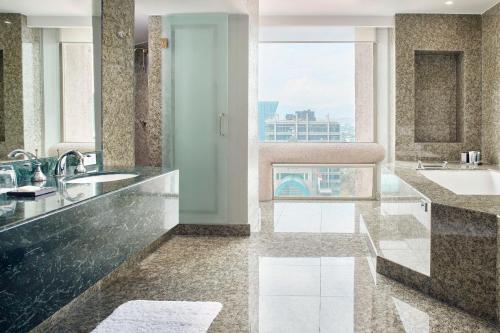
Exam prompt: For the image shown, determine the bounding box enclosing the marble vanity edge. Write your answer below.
[32,229,177,333]
[0,169,174,232]
[173,224,251,237]
[376,256,431,294]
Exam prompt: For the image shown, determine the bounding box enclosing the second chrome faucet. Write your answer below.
[7,149,47,183]
[54,150,87,177]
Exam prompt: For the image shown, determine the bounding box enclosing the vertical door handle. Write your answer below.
[219,113,225,136]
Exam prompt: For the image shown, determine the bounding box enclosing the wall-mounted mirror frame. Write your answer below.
[0,0,102,162]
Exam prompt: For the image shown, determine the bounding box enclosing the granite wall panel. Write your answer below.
[134,43,149,165]
[395,14,482,161]
[430,203,498,321]
[101,0,135,166]
[0,14,43,159]
[0,14,24,158]
[147,16,162,166]
[414,51,462,143]
[21,22,43,156]
[482,3,500,164]
[133,16,162,167]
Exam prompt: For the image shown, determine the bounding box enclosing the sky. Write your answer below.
[258,42,355,123]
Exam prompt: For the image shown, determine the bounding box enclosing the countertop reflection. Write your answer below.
[0,166,176,231]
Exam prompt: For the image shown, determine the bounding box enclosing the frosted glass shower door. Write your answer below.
[162,14,229,224]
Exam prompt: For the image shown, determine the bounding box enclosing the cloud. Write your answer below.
[258,43,355,114]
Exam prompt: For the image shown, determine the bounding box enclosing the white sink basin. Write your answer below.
[419,169,500,195]
[64,173,139,184]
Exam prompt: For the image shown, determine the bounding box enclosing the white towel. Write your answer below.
[92,300,222,333]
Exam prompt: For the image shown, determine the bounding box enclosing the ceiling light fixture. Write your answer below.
[445,1,453,5]
[4,20,12,24]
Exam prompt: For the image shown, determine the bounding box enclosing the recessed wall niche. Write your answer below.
[414,50,464,143]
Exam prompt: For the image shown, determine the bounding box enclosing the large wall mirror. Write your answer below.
[0,0,101,161]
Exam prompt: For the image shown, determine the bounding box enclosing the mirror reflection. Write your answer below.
[0,1,101,162]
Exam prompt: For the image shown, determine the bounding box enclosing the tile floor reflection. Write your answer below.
[273,202,357,233]
[42,201,496,332]
[258,256,357,332]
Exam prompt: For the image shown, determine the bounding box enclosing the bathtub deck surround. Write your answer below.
[0,167,179,332]
[418,169,500,195]
[379,162,500,322]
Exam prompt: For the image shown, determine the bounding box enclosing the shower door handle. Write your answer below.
[219,113,226,136]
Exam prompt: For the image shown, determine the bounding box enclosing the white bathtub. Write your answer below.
[418,169,500,195]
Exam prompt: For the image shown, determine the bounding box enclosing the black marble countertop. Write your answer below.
[0,166,176,231]
[386,161,500,217]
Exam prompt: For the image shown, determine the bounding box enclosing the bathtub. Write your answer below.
[418,169,500,195]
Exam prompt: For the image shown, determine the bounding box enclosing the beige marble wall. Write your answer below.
[21,22,43,156]
[395,14,482,161]
[482,3,500,164]
[0,14,43,159]
[133,17,162,167]
[0,14,23,158]
[414,52,462,143]
[101,0,135,166]
[355,43,374,142]
[146,16,162,166]
[134,44,149,165]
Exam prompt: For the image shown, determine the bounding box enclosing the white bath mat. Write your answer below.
[92,300,222,333]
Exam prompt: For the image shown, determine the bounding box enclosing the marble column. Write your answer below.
[101,0,135,166]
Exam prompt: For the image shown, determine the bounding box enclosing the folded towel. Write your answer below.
[92,300,222,333]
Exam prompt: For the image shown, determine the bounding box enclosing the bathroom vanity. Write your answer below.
[0,168,179,332]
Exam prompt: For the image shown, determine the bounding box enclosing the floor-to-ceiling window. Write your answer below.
[259,42,359,143]
[258,26,378,198]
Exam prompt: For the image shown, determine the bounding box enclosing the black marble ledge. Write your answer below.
[0,168,179,332]
[0,166,177,231]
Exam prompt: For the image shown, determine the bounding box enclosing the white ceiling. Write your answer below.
[0,0,98,16]
[2,0,496,44]
[135,0,247,44]
[3,0,496,16]
[135,0,247,16]
[260,0,499,16]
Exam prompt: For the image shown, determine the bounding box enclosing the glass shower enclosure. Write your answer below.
[162,14,229,224]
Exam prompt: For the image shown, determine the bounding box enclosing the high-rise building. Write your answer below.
[264,110,344,142]
[258,101,279,141]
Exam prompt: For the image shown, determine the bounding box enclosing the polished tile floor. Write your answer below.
[46,202,496,332]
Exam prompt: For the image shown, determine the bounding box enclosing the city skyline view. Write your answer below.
[258,42,356,125]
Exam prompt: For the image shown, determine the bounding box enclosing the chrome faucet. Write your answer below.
[7,149,47,183]
[8,149,37,161]
[54,150,87,177]
[416,160,448,170]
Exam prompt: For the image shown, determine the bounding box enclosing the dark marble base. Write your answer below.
[377,256,431,294]
[173,224,251,237]
[32,229,177,333]
[0,170,179,332]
